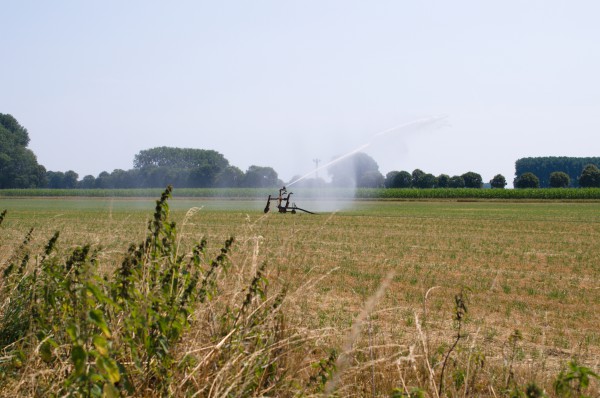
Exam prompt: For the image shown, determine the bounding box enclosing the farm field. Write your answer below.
[1,195,599,396]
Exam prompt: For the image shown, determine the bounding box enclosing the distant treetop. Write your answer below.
[133,147,229,170]
[0,113,46,188]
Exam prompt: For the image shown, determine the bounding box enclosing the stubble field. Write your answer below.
[1,196,599,396]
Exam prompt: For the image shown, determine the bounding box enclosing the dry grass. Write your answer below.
[1,197,599,396]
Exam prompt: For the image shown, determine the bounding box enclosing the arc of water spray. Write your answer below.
[287,115,448,187]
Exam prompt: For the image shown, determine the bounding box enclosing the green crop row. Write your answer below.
[0,188,272,198]
[356,187,600,200]
[2,187,600,200]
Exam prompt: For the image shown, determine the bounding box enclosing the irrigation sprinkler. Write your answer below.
[263,186,315,214]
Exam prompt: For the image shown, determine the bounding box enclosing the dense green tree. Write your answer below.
[328,152,383,188]
[146,167,184,188]
[448,175,465,188]
[384,170,413,188]
[436,174,450,188]
[461,171,483,188]
[79,175,96,189]
[384,171,400,188]
[133,147,229,188]
[242,165,280,188]
[0,114,29,146]
[549,171,570,188]
[134,147,228,169]
[514,172,540,188]
[215,165,244,187]
[187,164,223,187]
[94,171,111,188]
[46,170,82,189]
[410,168,438,188]
[490,174,507,189]
[411,169,425,187]
[46,171,66,188]
[0,114,46,188]
[63,170,79,189]
[414,173,436,189]
[393,171,413,188]
[578,164,600,188]
[107,169,132,188]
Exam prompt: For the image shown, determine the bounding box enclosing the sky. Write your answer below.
[2,1,600,187]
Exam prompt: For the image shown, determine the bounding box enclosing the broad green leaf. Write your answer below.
[88,309,112,338]
[71,345,87,376]
[103,382,120,398]
[92,335,109,357]
[97,356,121,384]
[40,341,53,363]
[86,283,107,303]
[66,324,79,342]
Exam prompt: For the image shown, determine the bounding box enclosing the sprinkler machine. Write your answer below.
[264,186,315,214]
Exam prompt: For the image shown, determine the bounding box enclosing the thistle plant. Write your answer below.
[438,288,469,396]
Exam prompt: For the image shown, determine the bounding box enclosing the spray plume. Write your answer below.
[287,115,447,187]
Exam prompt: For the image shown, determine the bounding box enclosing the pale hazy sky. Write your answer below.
[2,1,599,187]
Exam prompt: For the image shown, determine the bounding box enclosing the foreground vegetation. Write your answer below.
[1,190,599,397]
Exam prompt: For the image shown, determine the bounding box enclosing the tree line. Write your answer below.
[46,151,283,189]
[383,170,495,189]
[2,113,600,190]
[515,156,600,187]
[513,165,600,188]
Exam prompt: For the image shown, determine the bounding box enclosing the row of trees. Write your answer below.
[514,164,600,188]
[45,162,283,189]
[515,157,600,187]
[48,152,500,190]
[48,156,600,191]
[3,114,600,190]
[384,169,495,189]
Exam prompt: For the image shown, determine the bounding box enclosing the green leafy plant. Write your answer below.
[438,288,469,396]
[0,186,243,395]
[554,360,600,398]
[390,386,425,398]
[505,329,523,390]
[509,382,546,398]
[308,349,338,392]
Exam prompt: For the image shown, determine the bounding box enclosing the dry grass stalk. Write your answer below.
[324,270,395,395]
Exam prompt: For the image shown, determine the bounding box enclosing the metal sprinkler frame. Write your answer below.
[264,186,315,214]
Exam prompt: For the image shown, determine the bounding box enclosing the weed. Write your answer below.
[438,287,469,396]
[504,329,524,390]
[554,360,600,397]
